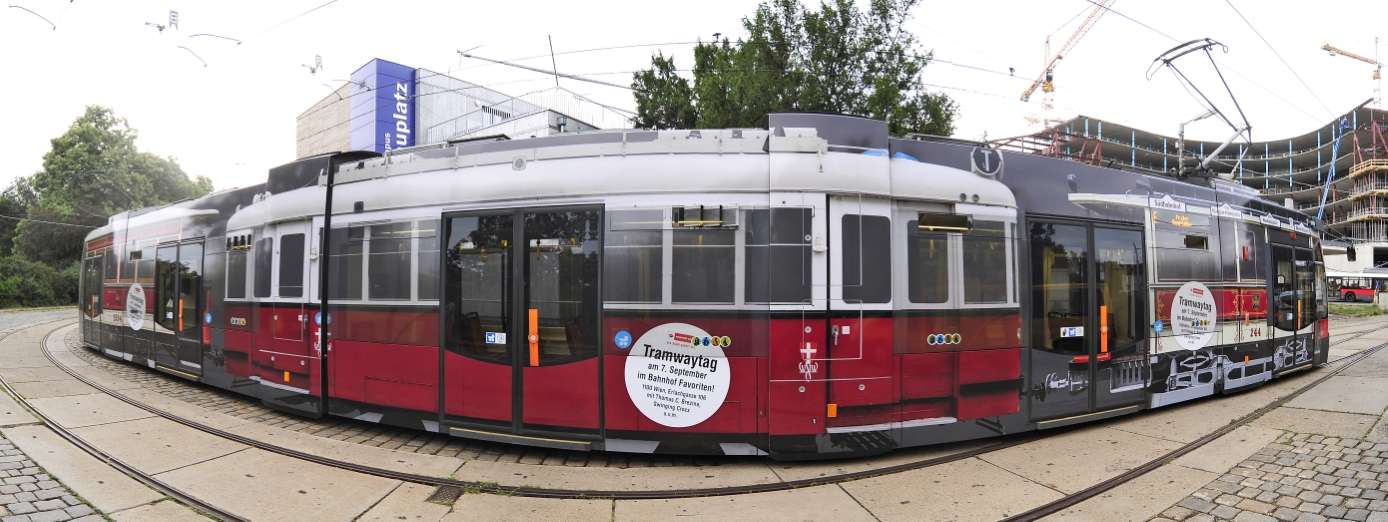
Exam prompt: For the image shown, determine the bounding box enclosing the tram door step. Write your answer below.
[448,427,592,452]
[1035,405,1140,430]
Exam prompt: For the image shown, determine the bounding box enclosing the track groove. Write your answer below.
[0,321,246,522]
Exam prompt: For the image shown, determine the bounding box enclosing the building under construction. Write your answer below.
[996,103,1388,269]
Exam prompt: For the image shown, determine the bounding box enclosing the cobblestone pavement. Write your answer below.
[63,329,752,469]
[1152,433,1388,522]
[0,432,102,522]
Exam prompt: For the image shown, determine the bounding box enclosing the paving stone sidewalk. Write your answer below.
[64,329,747,469]
[0,432,101,522]
[1152,433,1388,522]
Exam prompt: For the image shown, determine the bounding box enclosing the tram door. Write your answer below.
[154,241,205,376]
[1028,221,1146,421]
[1270,241,1314,371]
[827,195,895,425]
[441,208,603,441]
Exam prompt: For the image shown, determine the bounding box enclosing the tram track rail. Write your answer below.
[1001,338,1388,521]
[10,318,1387,512]
[0,322,246,522]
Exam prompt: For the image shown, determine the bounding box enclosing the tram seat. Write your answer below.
[459,312,486,354]
[565,317,584,354]
[539,326,570,355]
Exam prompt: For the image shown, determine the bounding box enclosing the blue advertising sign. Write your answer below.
[349,59,416,153]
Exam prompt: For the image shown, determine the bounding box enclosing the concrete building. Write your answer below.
[296,58,632,160]
[998,102,1388,271]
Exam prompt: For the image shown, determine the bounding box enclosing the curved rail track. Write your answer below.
[4,318,1385,520]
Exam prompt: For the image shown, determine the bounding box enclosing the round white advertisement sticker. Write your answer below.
[623,323,730,428]
[125,283,146,331]
[1171,281,1217,350]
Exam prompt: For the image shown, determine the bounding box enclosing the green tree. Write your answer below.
[631,0,956,136]
[11,105,213,269]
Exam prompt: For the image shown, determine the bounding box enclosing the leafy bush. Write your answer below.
[0,257,78,308]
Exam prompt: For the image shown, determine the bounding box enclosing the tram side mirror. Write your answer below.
[1348,248,1357,262]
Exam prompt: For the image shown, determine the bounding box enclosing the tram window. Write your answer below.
[1096,228,1145,349]
[1155,248,1219,282]
[1296,249,1314,329]
[136,246,155,281]
[1029,222,1087,354]
[1316,263,1327,319]
[963,220,1008,304]
[907,221,949,304]
[1272,245,1296,332]
[606,209,664,303]
[368,223,412,301]
[253,238,273,298]
[156,245,177,332]
[444,214,513,364]
[227,250,248,299]
[745,208,812,304]
[672,229,735,304]
[328,227,364,300]
[841,214,891,304]
[121,245,137,282]
[606,230,662,303]
[278,233,305,298]
[1239,229,1266,282]
[104,247,118,282]
[417,220,440,301]
[525,209,601,365]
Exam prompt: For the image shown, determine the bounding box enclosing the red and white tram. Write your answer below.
[79,113,1329,458]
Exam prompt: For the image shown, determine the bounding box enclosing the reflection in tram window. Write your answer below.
[156,245,178,331]
[278,233,305,298]
[907,220,948,304]
[368,223,412,300]
[121,244,137,283]
[104,246,118,282]
[1030,222,1087,354]
[253,238,272,298]
[1095,228,1144,349]
[445,215,513,363]
[1296,248,1314,329]
[605,210,663,303]
[227,249,247,299]
[525,210,600,365]
[1272,245,1296,332]
[178,243,202,335]
[136,245,155,282]
[1240,228,1268,282]
[964,220,1008,304]
[672,229,735,304]
[418,220,440,301]
[745,208,812,304]
[842,214,891,304]
[327,227,364,300]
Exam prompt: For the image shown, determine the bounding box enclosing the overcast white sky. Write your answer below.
[1,0,1385,193]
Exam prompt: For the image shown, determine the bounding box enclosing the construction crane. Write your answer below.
[1323,40,1381,108]
[1022,0,1115,128]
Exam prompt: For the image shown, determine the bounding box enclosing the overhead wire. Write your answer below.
[0,214,99,229]
[239,0,341,45]
[1077,0,1326,126]
[1223,0,1334,118]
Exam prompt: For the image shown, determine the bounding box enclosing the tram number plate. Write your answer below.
[485,332,507,344]
[1060,327,1084,338]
